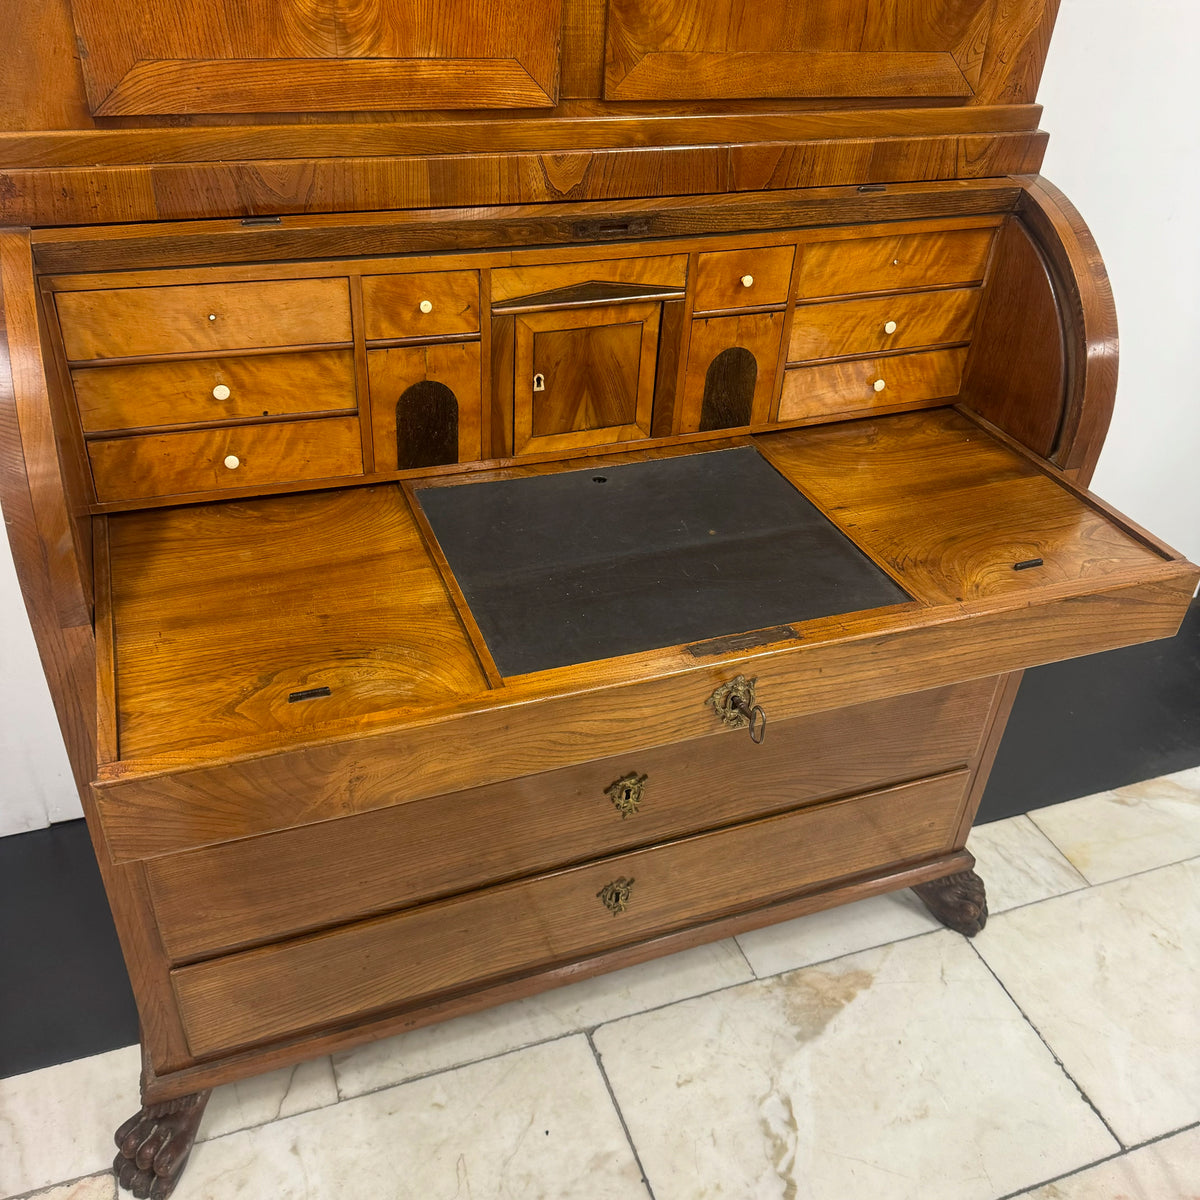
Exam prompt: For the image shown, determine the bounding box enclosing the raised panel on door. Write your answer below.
[66,0,564,115]
[513,303,660,455]
[605,0,995,102]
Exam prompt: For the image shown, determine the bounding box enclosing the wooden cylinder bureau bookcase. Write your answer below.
[1,2,1196,1196]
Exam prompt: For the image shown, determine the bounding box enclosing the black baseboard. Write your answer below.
[2,597,1196,1080]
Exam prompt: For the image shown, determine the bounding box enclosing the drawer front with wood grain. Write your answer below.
[89,416,363,502]
[171,770,970,1056]
[779,348,967,423]
[363,271,481,340]
[73,351,357,433]
[794,228,995,301]
[693,246,795,313]
[146,678,996,961]
[56,279,353,360]
[788,289,981,363]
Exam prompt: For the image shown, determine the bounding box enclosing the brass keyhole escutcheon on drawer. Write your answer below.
[708,675,767,743]
[597,877,635,915]
[605,773,647,819]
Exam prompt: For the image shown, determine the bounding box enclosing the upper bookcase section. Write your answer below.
[66,0,566,115]
[60,0,1052,117]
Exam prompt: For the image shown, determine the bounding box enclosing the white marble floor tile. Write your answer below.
[594,930,1116,1200]
[22,1175,116,1200]
[975,858,1200,1147]
[333,937,751,1099]
[0,1044,140,1199]
[198,1057,338,1142]
[1011,1125,1200,1199]
[966,815,1089,913]
[1028,766,1200,884]
[735,889,941,978]
[172,1035,648,1200]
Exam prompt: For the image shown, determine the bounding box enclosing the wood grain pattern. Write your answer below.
[171,771,969,1056]
[794,227,996,300]
[0,135,1046,229]
[680,311,785,432]
[107,485,488,760]
[512,302,658,453]
[146,679,997,960]
[1016,177,1119,485]
[66,0,563,115]
[72,350,357,433]
[362,271,480,341]
[959,216,1064,458]
[492,253,688,304]
[88,416,363,503]
[778,348,968,423]
[367,342,482,469]
[692,245,795,313]
[789,288,981,363]
[759,408,1168,605]
[604,0,994,101]
[56,279,352,361]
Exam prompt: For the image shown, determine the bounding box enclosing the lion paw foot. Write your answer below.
[913,869,989,937]
[113,1090,210,1199]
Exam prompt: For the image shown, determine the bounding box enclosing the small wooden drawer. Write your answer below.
[145,679,995,961]
[788,289,981,363]
[794,227,995,301]
[89,416,363,502]
[72,350,356,433]
[56,279,353,361]
[778,348,967,423]
[171,769,969,1056]
[693,246,795,313]
[363,271,481,340]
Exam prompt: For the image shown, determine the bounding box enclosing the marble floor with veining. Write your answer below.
[2,766,1198,1200]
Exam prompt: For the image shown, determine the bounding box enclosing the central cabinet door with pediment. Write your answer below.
[66,0,564,115]
[605,0,996,102]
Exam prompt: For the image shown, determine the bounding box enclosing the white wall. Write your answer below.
[0,533,82,833]
[1,0,1197,837]
[1037,0,1200,564]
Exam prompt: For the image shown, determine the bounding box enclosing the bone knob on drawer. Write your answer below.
[884,320,898,335]
[212,384,231,401]
[741,274,754,288]
[873,379,887,393]
[223,454,241,470]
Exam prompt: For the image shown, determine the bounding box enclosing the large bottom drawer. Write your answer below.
[147,678,997,961]
[172,769,969,1058]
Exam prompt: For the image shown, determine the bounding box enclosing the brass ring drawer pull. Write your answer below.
[597,877,635,915]
[707,675,767,744]
[605,773,647,819]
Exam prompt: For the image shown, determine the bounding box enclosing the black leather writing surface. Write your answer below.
[416,446,909,676]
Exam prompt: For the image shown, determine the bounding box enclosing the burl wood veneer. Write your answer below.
[1,2,1195,1196]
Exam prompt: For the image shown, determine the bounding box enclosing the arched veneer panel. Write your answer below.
[396,380,459,470]
[699,346,758,431]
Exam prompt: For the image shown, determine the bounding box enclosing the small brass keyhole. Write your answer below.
[605,773,647,819]
[598,877,635,915]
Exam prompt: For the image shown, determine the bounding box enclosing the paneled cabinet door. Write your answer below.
[66,0,564,115]
[605,0,995,102]
[513,303,660,455]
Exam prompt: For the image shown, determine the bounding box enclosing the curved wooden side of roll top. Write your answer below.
[958,178,1119,485]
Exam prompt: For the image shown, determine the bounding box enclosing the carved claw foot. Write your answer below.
[114,1090,211,1199]
[913,869,989,937]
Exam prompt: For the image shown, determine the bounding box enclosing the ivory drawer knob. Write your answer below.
[884,320,898,335]
[873,379,887,393]
[223,454,240,470]
[212,384,231,401]
[740,274,754,288]
[208,313,217,321]
[419,300,433,314]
